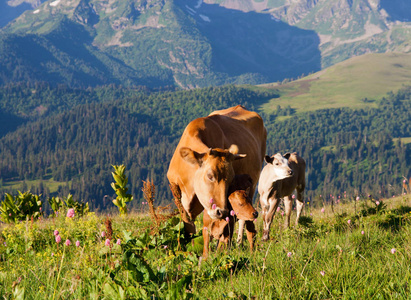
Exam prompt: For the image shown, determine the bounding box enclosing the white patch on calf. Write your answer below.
[272,153,292,180]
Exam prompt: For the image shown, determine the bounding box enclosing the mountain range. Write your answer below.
[0,0,410,88]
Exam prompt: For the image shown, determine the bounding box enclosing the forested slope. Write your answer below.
[0,83,409,210]
[0,84,275,209]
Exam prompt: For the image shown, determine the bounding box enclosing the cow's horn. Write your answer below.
[229,144,239,154]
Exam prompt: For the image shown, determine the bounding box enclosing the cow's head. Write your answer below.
[229,188,258,221]
[180,144,246,220]
[264,153,293,179]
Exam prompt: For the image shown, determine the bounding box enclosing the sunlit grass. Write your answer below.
[0,194,410,298]
[258,52,411,114]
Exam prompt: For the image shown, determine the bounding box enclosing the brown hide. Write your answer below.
[202,174,258,258]
[167,105,266,234]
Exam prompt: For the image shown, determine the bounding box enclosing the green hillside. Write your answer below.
[0,82,409,210]
[259,53,411,114]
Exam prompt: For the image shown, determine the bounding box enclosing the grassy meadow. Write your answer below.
[0,191,410,299]
[258,52,411,114]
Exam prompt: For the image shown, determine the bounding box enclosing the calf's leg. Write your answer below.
[262,198,280,241]
[245,220,257,251]
[295,183,305,226]
[284,195,292,228]
[236,220,245,245]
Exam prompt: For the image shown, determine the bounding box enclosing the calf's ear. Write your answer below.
[180,147,206,166]
[284,153,291,160]
[245,187,251,197]
[265,155,274,164]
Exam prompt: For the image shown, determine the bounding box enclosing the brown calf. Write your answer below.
[202,175,258,258]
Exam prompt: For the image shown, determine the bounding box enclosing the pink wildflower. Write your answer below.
[356,196,360,201]
[361,231,365,235]
[320,271,325,276]
[225,217,230,223]
[54,230,59,236]
[376,201,380,205]
[230,210,235,216]
[347,219,351,224]
[55,235,62,244]
[116,239,121,245]
[287,252,292,257]
[292,194,295,199]
[281,211,284,216]
[321,208,325,213]
[65,239,71,246]
[75,241,80,247]
[391,248,396,254]
[209,198,214,204]
[105,239,111,247]
[66,208,75,218]
[212,204,217,210]
[276,207,280,212]
[101,231,106,237]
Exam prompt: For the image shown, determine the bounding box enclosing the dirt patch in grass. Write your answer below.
[287,78,319,97]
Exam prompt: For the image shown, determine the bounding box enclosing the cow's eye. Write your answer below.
[207,172,215,182]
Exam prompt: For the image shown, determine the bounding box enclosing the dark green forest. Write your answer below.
[0,83,409,211]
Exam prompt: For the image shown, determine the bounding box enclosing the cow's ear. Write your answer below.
[180,147,205,166]
[284,153,291,160]
[245,187,251,197]
[265,155,274,164]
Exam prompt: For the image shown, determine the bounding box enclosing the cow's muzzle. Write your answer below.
[216,208,229,219]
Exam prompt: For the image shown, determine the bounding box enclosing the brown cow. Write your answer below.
[202,175,258,257]
[167,105,266,234]
[258,152,306,241]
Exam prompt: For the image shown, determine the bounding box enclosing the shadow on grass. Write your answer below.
[377,205,411,232]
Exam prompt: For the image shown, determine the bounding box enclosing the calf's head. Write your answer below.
[264,153,293,179]
[229,188,258,221]
[180,144,246,220]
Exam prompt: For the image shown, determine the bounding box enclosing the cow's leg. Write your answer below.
[236,219,245,245]
[284,195,292,228]
[245,220,257,251]
[295,183,305,226]
[262,198,279,241]
[181,194,203,234]
[202,226,211,258]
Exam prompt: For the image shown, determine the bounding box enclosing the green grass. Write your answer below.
[0,193,410,298]
[258,52,411,114]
